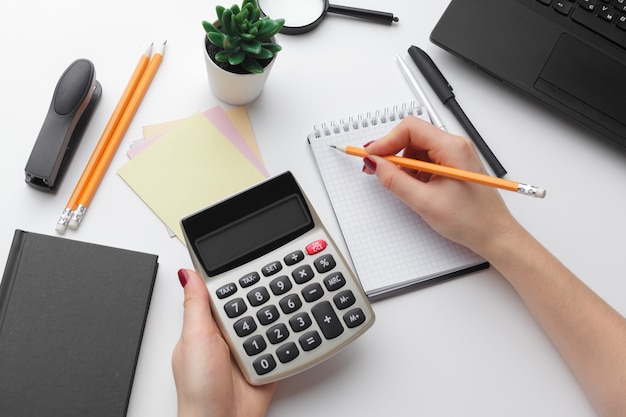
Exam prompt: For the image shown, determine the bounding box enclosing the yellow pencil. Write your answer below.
[55,44,153,233]
[70,41,166,229]
[332,145,546,198]
[57,41,166,231]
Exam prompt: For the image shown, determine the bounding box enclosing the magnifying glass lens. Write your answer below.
[258,0,325,28]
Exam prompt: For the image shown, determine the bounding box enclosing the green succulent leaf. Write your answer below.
[228,49,246,66]
[207,32,222,48]
[255,18,285,39]
[228,36,241,49]
[261,43,282,54]
[257,47,276,59]
[204,0,281,74]
[202,20,220,34]
[216,6,226,22]
[214,50,231,62]
[240,6,250,21]
[242,56,264,74]
[229,12,241,36]
[242,39,262,55]
[250,7,260,23]
[242,0,257,10]
[221,9,234,35]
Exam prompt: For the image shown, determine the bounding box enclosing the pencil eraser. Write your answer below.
[536,188,547,198]
[24,59,101,192]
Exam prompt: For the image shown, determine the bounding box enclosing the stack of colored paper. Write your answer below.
[118,105,267,242]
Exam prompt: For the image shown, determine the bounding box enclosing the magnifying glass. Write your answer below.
[258,0,399,35]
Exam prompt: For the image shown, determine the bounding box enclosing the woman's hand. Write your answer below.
[172,269,277,417]
[362,115,518,255]
[364,116,626,417]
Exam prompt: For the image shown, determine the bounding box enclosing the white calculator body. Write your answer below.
[181,171,375,385]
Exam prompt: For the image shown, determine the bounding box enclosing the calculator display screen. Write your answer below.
[195,194,312,275]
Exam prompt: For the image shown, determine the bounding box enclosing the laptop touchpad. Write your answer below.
[536,33,625,127]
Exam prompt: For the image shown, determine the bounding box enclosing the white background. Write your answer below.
[2,1,625,416]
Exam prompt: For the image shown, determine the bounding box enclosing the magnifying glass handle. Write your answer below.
[328,5,398,24]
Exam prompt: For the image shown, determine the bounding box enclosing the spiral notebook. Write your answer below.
[308,103,488,299]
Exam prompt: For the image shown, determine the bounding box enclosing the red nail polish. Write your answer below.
[178,269,189,288]
[363,156,377,172]
[363,141,375,148]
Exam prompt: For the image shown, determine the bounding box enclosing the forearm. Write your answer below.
[476,223,626,417]
[365,116,626,414]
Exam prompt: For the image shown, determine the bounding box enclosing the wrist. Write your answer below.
[467,214,528,262]
[177,402,210,417]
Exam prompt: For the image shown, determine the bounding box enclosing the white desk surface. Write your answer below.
[2,1,625,415]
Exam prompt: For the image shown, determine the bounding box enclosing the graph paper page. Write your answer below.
[308,104,486,297]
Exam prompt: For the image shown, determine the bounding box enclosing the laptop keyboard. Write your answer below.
[535,0,626,48]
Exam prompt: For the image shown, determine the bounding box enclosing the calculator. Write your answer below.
[180,171,375,385]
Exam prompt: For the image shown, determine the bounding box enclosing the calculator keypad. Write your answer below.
[212,237,373,384]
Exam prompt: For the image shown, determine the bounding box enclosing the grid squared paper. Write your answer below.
[308,104,486,298]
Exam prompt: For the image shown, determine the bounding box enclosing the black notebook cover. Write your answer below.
[0,230,158,417]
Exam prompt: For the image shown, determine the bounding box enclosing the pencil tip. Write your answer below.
[329,145,337,149]
[152,40,167,55]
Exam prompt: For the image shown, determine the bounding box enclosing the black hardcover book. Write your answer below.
[0,230,158,417]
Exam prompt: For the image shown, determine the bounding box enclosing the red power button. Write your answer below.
[305,239,327,255]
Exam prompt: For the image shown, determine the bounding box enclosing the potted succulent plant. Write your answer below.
[202,0,285,105]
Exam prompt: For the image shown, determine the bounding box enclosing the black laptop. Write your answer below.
[430,0,626,148]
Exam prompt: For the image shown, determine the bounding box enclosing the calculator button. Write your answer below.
[324,272,346,291]
[243,335,267,356]
[257,305,280,325]
[343,308,367,329]
[262,260,282,277]
[284,250,304,266]
[216,283,237,299]
[247,286,270,307]
[279,293,302,314]
[234,316,257,337]
[289,312,312,332]
[333,289,356,310]
[224,297,247,318]
[314,254,336,273]
[302,283,324,303]
[292,264,315,284]
[239,272,260,288]
[305,239,327,255]
[266,323,290,344]
[276,342,299,364]
[269,275,292,296]
[299,330,323,351]
[253,354,277,375]
[312,301,344,340]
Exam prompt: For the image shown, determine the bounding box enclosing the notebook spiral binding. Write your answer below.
[310,102,424,139]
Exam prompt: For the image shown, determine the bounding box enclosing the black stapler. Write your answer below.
[24,59,102,191]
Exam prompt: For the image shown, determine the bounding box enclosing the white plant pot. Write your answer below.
[203,36,275,105]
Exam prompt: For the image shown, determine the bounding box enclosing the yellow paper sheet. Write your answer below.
[223,106,262,162]
[141,118,183,139]
[141,106,262,162]
[118,112,266,241]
